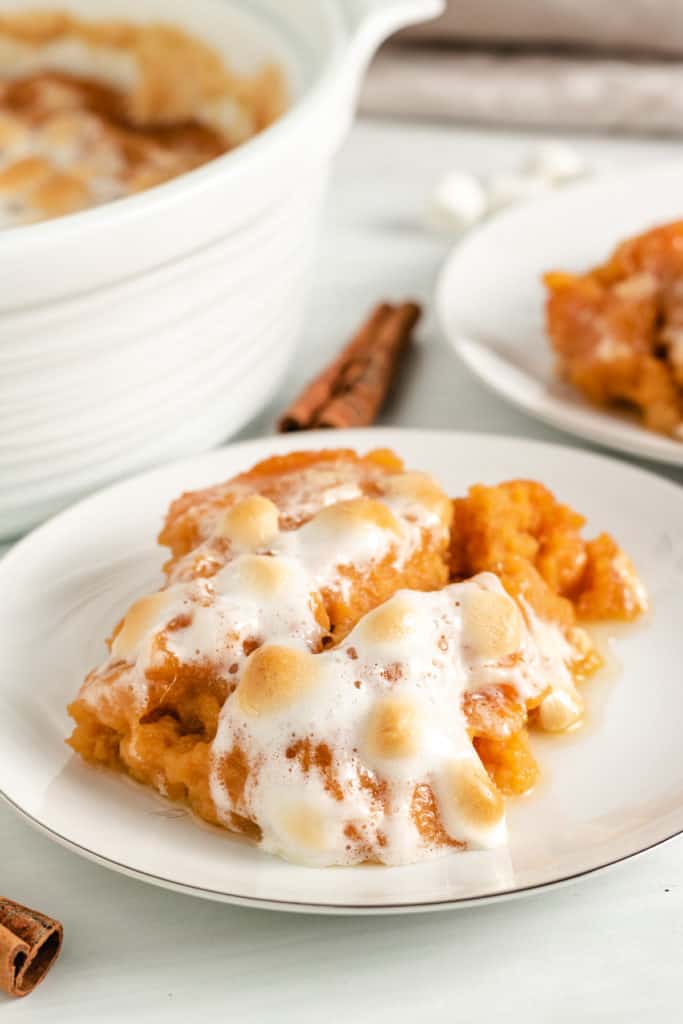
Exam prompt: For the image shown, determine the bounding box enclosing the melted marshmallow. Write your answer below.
[168,468,447,590]
[166,460,397,580]
[209,574,572,866]
[81,471,448,712]
[83,556,323,711]
[78,467,583,867]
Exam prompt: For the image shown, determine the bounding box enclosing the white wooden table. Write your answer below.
[3,118,682,1022]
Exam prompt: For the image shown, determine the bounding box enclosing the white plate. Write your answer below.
[1,428,682,914]
[436,163,683,466]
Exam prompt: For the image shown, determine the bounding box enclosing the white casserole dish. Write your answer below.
[0,0,441,537]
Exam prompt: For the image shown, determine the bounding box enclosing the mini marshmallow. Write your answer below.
[361,595,418,646]
[426,170,489,234]
[365,696,421,760]
[215,495,279,549]
[237,645,318,716]
[278,802,327,851]
[237,554,292,596]
[111,589,180,660]
[384,472,453,529]
[313,498,400,536]
[463,587,523,660]
[446,757,505,830]
[524,142,588,185]
[29,170,89,216]
[536,686,584,733]
[0,155,52,194]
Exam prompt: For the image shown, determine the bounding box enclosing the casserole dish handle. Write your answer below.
[344,0,445,69]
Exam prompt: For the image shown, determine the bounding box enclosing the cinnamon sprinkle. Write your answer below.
[277,301,421,431]
[0,897,63,998]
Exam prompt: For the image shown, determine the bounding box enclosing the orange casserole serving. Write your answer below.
[544,220,683,439]
[68,448,646,866]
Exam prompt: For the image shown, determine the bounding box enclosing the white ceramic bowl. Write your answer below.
[0,0,442,537]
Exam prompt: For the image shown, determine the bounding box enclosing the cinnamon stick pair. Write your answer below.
[0,898,63,998]
[278,301,421,432]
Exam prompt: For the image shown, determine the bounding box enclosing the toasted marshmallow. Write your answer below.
[237,645,318,716]
[437,756,505,848]
[0,112,27,149]
[361,595,418,646]
[215,495,280,549]
[236,554,291,596]
[111,589,179,660]
[463,586,523,659]
[384,471,453,529]
[29,170,89,216]
[313,497,401,536]
[0,156,52,193]
[278,802,328,852]
[365,696,421,760]
[537,686,584,732]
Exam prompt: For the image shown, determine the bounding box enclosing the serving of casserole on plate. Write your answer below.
[67,445,645,868]
[1,429,680,912]
[437,164,683,466]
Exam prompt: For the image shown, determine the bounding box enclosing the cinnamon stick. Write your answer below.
[278,301,420,431]
[0,898,63,998]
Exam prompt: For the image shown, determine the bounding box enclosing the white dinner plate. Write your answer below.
[1,428,682,914]
[436,163,683,467]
